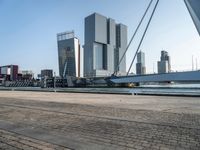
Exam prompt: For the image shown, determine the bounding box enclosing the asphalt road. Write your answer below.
[0,91,200,150]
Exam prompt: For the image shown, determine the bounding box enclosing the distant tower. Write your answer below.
[57,31,83,78]
[157,50,171,73]
[136,51,146,75]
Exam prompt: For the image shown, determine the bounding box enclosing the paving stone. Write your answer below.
[0,96,200,149]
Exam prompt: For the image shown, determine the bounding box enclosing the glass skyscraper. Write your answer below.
[57,31,83,78]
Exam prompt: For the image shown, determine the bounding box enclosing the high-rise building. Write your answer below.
[157,50,171,73]
[84,13,127,77]
[185,0,200,36]
[57,31,83,78]
[136,51,146,75]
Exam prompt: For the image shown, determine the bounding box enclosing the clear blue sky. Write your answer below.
[0,0,200,75]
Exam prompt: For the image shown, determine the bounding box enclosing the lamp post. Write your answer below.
[54,72,56,88]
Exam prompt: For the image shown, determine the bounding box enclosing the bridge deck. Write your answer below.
[110,71,200,83]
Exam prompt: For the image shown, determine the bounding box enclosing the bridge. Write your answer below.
[110,0,200,84]
[110,70,200,84]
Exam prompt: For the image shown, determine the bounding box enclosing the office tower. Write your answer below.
[136,51,146,75]
[160,50,171,71]
[185,0,200,36]
[57,31,83,78]
[84,13,127,77]
[157,50,171,73]
[41,69,53,78]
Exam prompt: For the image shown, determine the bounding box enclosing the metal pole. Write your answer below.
[54,72,56,88]
[127,0,160,76]
[192,55,194,71]
[196,58,198,70]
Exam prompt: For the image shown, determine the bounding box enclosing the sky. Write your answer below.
[0,0,200,76]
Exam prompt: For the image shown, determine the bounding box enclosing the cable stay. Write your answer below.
[113,0,154,76]
[112,0,160,77]
[127,0,160,76]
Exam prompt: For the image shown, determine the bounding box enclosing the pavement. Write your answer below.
[0,91,200,150]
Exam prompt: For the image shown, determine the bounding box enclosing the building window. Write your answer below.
[93,43,103,70]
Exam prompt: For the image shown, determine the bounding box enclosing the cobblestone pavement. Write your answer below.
[0,95,200,149]
[0,129,70,150]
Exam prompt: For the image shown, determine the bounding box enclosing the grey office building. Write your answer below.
[57,31,82,78]
[41,69,53,78]
[157,50,171,74]
[136,51,146,75]
[185,0,200,36]
[84,13,127,77]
